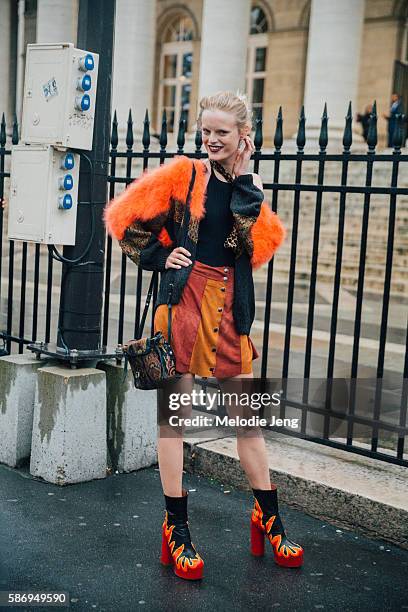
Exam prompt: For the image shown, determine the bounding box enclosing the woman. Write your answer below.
[104,91,304,581]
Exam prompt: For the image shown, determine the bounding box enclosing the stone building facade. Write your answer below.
[0,0,407,147]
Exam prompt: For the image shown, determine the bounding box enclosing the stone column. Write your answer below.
[111,0,156,142]
[198,0,251,101]
[36,0,79,44]
[0,0,12,125]
[303,0,365,142]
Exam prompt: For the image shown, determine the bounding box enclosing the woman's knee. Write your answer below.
[158,371,195,425]
[235,424,263,439]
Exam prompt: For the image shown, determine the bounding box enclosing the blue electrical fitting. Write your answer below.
[75,94,91,112]
[76,74,92,92]
[58,174,73,191]
[58,194,73,210]
[78,53,94,72]
[60,153,75,170]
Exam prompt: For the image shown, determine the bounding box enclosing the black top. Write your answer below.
[136,168,265,335]
[195,166,236,267]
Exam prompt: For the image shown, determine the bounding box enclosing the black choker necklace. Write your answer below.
[210,159,234,183]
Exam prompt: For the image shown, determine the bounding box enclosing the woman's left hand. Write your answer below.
[233,135,255,177]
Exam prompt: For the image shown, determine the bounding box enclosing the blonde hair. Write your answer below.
[196,90,253,133]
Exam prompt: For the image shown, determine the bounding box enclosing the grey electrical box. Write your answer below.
[7,144,80,245]
[21,42,99,151]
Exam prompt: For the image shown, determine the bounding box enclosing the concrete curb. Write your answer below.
[0,354,47,467]
[30,366,107,484]
[97,362,157,472]
[182,429,408,550]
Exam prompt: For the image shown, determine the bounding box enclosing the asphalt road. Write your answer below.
[0,463,407,612]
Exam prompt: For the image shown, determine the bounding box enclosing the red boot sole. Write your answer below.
[250,519,265,556]
[274,551,304,568]
[251,520,304,567]
[174,564,204,580]
[160,529,173,566]
[160,528,204,580]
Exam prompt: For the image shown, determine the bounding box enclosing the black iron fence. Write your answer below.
[1,103,407,467]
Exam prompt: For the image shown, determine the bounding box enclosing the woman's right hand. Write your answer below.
[165,246,192,270]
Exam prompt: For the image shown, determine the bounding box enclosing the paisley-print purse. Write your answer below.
[122,163,196,390]
[122,279,180,390]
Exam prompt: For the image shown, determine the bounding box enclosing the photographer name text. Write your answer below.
[167,415,299,428]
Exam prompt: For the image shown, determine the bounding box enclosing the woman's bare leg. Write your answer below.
[218,372,271,490]
[157,372,195,497]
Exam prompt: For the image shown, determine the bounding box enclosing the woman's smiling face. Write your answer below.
[201,109,242,163]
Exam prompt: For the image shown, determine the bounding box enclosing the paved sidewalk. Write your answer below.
[0,463,407,612]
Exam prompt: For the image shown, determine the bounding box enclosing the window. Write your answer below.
[163,15,194,42]
[246,7,269,128]
[250,6,268,35]
[159,15,194,133]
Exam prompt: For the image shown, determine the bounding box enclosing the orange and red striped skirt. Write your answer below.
[153,260,259,379]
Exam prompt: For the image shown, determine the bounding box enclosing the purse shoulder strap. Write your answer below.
[136,160,196,341]
[136,271,157,340]
[177,163,196,247]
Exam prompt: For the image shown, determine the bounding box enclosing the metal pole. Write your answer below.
[57,0,115,352]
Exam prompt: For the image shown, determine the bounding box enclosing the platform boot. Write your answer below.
[250,483,304,567]
[160,488,204,580]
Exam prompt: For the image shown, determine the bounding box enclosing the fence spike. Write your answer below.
[111,110,118,149]
[296,105,305,152]
[177,116,186,154]
[319,102,328,152]
[12,114,19,144]
[342,101,352,152]
[126,109,134,149]
[0,113,6,148]
[274,106,283,152]
[142,108,150,151]
[254,117,263,151]
[392,113,404,153]
[159,109,167,152]
[195,125,202,153]
[367,100,377,152]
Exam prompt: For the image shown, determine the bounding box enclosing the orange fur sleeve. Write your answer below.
[250,203,287,269]
[103,156,192,241]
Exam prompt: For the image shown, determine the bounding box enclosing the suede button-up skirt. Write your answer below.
[153,260,259,378]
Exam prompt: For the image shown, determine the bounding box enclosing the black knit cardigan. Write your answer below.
[104,155,287,335]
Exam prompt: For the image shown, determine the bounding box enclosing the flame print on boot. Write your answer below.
[250,486,304,568]
[160,489,204,580]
